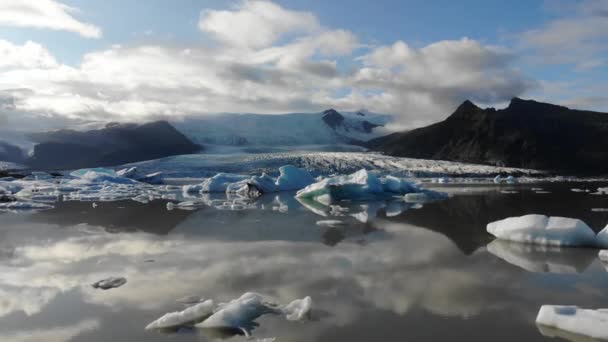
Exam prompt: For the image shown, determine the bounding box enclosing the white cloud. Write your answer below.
[519,0,608,70]
[0,1,534,130]
[0,0,101,38]
[0,40,58,69]
[199,0,320,49]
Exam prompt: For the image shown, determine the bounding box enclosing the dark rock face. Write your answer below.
[322,109,345,129]
[28,121,201,170]
[368,98,608,175]
[0,141,25,164]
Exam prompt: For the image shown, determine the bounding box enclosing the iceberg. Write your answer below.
[196,292,282,337]
[296,169,438,203]
[275,165,314,191]
[487,215,597,247]
[146,300,214,330]
[283,296,312,321]
[536,305,608,340]
[91,277,127,290]
[200,173,250,193]
[595,225,608,249]
[70,168,137,185]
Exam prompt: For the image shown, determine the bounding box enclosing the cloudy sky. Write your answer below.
[0,0,607,130]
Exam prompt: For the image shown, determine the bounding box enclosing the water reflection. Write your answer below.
[487,240,597,274]
[1,183,608,341]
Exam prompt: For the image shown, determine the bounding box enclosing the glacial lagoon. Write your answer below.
[1,182,608,341]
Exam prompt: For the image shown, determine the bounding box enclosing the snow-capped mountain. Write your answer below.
[172,109,392,147]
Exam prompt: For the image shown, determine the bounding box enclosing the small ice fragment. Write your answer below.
[536,305,608,340]
[196,293,282,336]
[487,215,597,247]
[282,296,312,321]
[493,175,502,183]
[91,277,127,290]
[591,208,608,212]
[146,300,214,330]
[316,220,345,227]
[0,201,54,211]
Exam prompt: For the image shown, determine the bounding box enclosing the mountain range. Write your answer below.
[368,98,608,175]
[26,121,201,170]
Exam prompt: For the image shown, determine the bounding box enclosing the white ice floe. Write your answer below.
[146,300,214,330]
[594,225,608,249]
[196,292,282,336]
[316,220,346,227]
[191,165,314,196]
[0,201,54,211]
[283,296,312,321]
[296,169,444,204]
[536,305,608,340]
[91,277,127,290]
[599,250,608,262]
[195,293,312,336]
[591,208,608,212]
[487,215,597,247]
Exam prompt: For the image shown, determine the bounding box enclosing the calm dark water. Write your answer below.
[1,182,608,341]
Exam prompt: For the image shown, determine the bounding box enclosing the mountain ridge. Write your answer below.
[368,97,608,175]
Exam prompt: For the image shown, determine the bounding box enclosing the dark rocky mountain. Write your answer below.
[27,121,201,170]
[368,98,608,175]
[0,141,25,164]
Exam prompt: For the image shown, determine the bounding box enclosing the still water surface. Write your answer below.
[1,182,608,341]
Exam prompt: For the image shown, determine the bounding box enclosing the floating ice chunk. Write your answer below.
[594,225,608,249]
[146,300,214,330]
[505,175,517,183]
[282,296,312,321]
[493,175,503,183]
[183,184,203,195]
[536,305,608,340]
[595,187,608,195]
[275,165,314,191]
[487,240,595,274]
[487,215,597,247]
[571,188,587,193]
[592,208,608,212]
[197,292,282,337]
[500,190,519,194]
[71,168,137,184]
[316,220,345,227]
[296,169,428,203]
[71,168,117,178]
[91,277,127,290]
[200,173,249,193]
[0,201,53,211]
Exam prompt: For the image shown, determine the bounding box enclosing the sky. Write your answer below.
[0,0,607,130]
